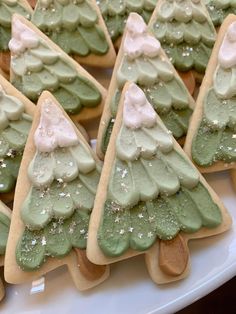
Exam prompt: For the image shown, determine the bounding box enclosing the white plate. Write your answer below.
[0,171,236,314]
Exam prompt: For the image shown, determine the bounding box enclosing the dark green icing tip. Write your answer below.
[16,209,90,271]
[205,1,236,27]
[0,0,31,52]
[32,0,109,57]
[0,211,10,256]
[98,0,158,42]
[98,182,222,257]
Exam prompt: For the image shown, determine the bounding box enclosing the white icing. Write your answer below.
[34,98,79,152]
[124,13,161,60]
[218,22,236,68]
[123,83,156,129]
[9,16,39,55]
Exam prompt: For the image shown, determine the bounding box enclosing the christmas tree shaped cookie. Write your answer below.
[31,0,116,68]
[87,83,231,284]
[184,14,236,173]
[204,0,236,28]
[97,13,195,159]
[148,0,216,81]
[0,201,10,301]
[0,74,35,203]
[4,91,108,290]
[9,14,107,124]
[98,0,158,48]
[0,0,32,76]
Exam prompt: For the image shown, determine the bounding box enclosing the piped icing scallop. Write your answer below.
[97,0,158,44]
[0,84,32,194]
[204,0,236,27]
[31,0,109,58]
[0,0,31,52]
[100,13,194,155]
[16,97,101,271]
[98,83,222,257]
[149,0,216,73]
[0,209,10,256]
[192,21,236,167]
[9,15,102,115]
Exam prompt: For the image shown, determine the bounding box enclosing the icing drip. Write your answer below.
[34,99,79,152]
[123,83,156,129]
[124,13,160,60]
[9,17,39,55]
[218,21,236,68]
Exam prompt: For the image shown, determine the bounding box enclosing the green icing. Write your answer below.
[22,152,100,230]
[204,0,236,27]
[17,136,100,270]
[0,0,31,51]
[109,122,199,208]
[101,118,114,155]
[101,54,193,154]
[16,209,90,271]
[150,0,216,73]
[192,87,236,167]
[98,104,222,257]
[0,211,10,255]
[0,88,32,193]
[32,0,109,57]
[98,182,222,256]
[11,40,101,115]
[98,0,158,42]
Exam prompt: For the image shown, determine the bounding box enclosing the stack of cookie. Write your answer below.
[0,0,235,302]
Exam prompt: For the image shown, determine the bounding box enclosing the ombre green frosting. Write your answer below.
[32,0,109,57]
[16,209,90,271]
[150,0,216,73]
[16,140,101,270]
[11,37,101,115]
[98,0,158,42]
[192,60,236,166]
[0,211,10,255]
[0,88,32,194]
[98,119,222,257]
[0,0,31,51]
[204,0,236,27]
[101,52,192,154]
